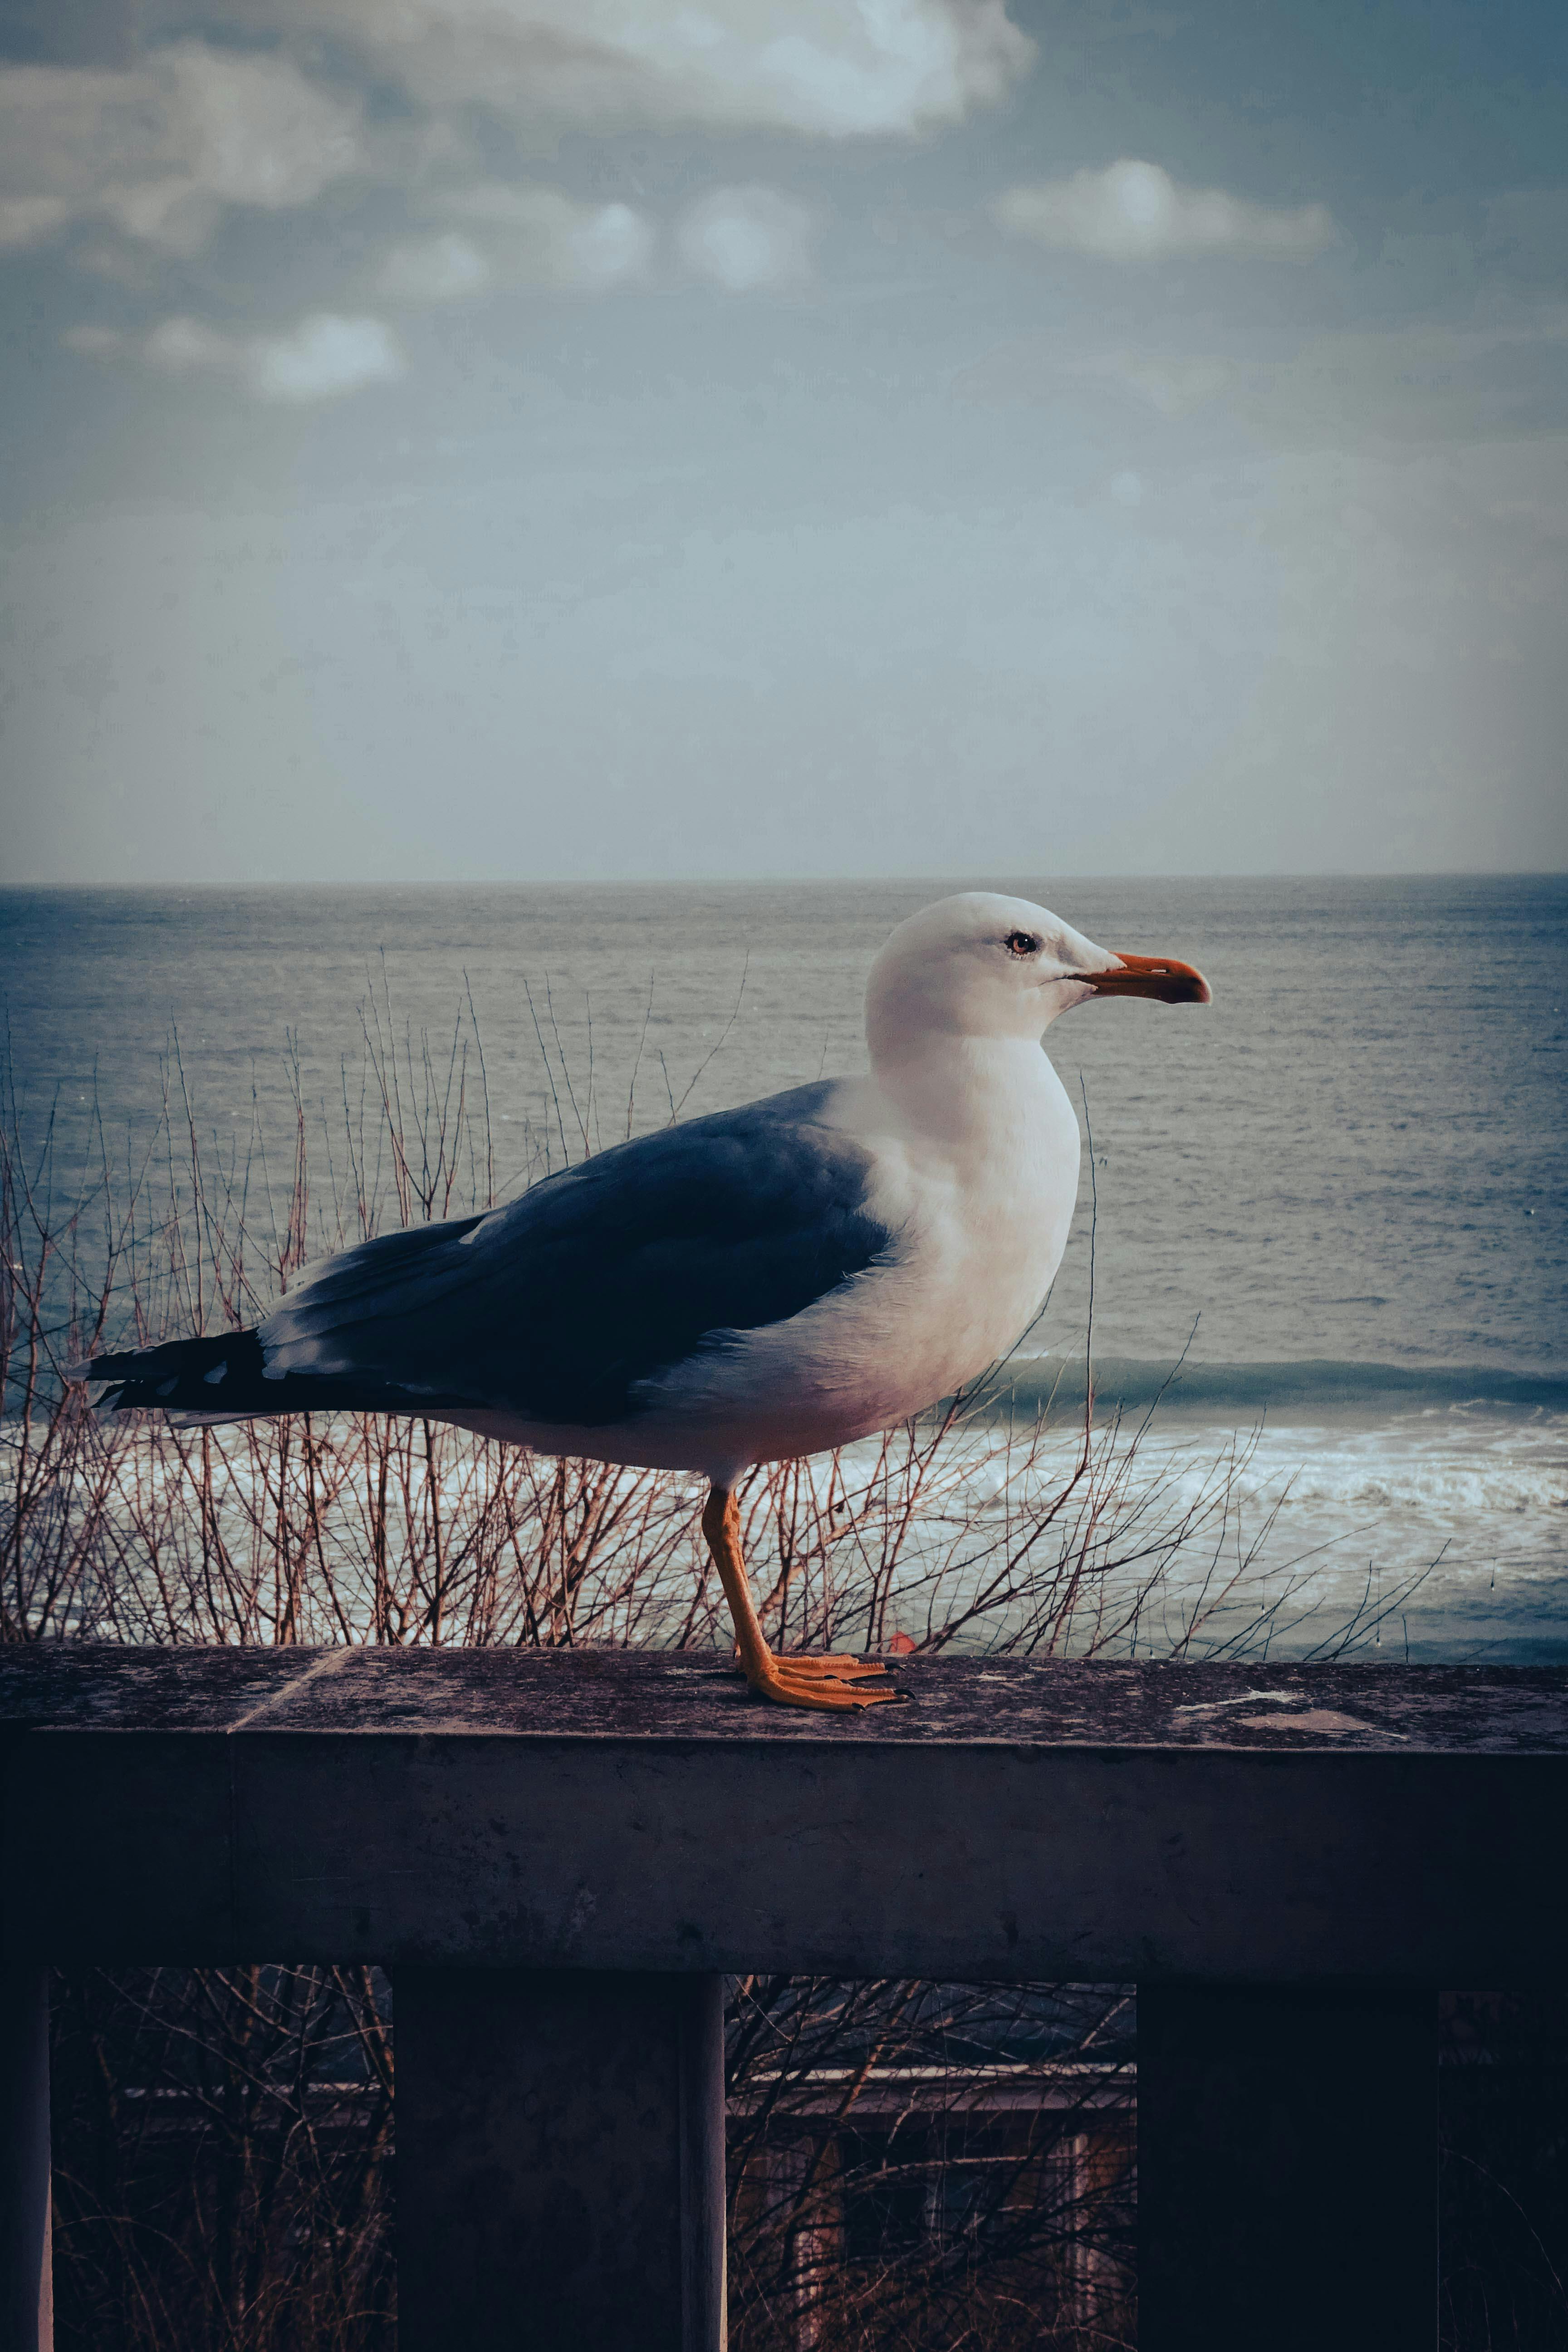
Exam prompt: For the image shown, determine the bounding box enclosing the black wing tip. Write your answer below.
[72,1329,265,1411]
[67,1349,152,1384]
[74,1326,485,1421]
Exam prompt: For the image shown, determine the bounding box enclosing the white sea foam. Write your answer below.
[1160,1423,1568,1521]
[817,1397,1568,1655]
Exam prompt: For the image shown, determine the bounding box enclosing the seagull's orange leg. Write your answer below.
[701,1487,903,1711]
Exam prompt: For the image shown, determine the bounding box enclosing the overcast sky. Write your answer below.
[1,0,1565,884]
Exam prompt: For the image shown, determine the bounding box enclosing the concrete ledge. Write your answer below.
[4,1648,1567,1981]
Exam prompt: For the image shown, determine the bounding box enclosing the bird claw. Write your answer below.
[759,1652,898,1679]
[741,1653,907,1711]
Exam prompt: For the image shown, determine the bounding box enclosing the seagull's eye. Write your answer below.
[1004,931,1041,958]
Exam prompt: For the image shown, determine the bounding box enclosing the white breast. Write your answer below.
[631,1039,1082,1470]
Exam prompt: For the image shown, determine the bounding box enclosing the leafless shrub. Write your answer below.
[50,1963,394,2352]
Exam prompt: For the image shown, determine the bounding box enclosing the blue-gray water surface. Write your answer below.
[3,875,1564,1656]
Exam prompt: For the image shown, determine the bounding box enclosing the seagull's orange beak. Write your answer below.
[1088,952,1212,1005]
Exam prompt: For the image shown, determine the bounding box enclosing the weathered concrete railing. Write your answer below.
[4,1648,1568,2350]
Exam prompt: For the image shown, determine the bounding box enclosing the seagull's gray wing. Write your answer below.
[86,1083,896,1426]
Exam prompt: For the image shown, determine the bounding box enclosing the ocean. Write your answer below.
[2,874,1564,1659]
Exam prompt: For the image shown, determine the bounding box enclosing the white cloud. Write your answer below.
[0,5,1029,289]
[145,314,238,372]
[994,159,1336,262]
[248,311,402,400]
[0,67,160,211]
[162,44,363,211]
[553,200,656,290]
[378,231,492,302]
[677,185,814,291]
[431,181,654,290]
[62,322,125,355]
[0,0,1032,346]
[100,175,221,256]
[143,309,404,401]
[217,0,1033,137]
[0,194,73,250]
[0,44,365,257]
[0,2,1034,374]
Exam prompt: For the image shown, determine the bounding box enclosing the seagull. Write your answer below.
[76,893,1210,1711]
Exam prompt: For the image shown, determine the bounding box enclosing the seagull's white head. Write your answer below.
[865,890,1211,1058]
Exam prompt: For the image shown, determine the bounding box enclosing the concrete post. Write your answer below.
[0,1964,53,2352]
[396,1968,726,2352]
[1138,1984,1436,2352]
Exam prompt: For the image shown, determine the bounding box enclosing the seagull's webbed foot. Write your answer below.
[701,1487,906,1713]
[763,1651,894,1680]
[745,1655,902,1712]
